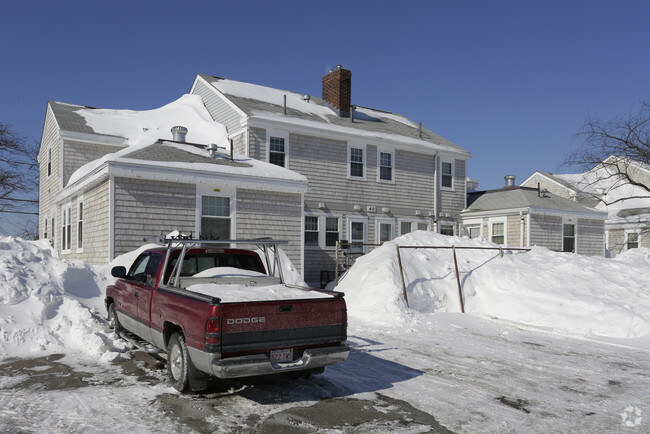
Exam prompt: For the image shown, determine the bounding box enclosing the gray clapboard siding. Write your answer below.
[81,180,111,264]
[231,132,246,155]
[530,214,562,251]
[235,189,303,273]
[38,107,61,238]
[113,178,196,257]
[522,173,572,199]
[63,140,123,186]
[577,218,605,256]
[438,159,467,219]
[249,127,266,161]
[192,79,243,134]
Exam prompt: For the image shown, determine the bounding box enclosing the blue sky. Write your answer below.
[1,0,649,234]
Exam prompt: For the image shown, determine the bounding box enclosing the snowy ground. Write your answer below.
[1,234,649,433]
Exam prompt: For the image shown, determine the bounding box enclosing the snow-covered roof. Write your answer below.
[50,95,308,197]
[197,74,471,158]
[464,187,606,217]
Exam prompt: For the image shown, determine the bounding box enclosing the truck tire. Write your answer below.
[107,303,123,337]
[167,333,190,392]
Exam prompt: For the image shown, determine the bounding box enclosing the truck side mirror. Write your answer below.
[111,266,127,278]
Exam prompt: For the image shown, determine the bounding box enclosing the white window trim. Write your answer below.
[347,142,367,180]
[440,158,455,191]
[47,146,52,178]
[61,202,72,254]
[399,219,430,236]
[304,213,342,250]
[488,217,507,245]
[347,216,368,253]
[50,207,57,250]
[266,129,289,168]
[76,196,84,253]
[625,229,640,250]
[196,185,236,240]
[562,216,577,253]
[439,223,455,236]
[376,148,395,184]
[375,218,395,244]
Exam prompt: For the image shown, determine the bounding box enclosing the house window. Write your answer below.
[61,203,72,252]
[325,217,340,247]
[417,223,429,231]
[349,147,364,178]
[201,196,230,240]
[77,201,84,250]
[269,136,285,167]
[47,147,52,177]
[491,222,505,245]
[305,216,319,246]
[378,221,394,244]
[379,151,393,181]
[400,221,412,236]
[440,224,454,236]
[627,232,639,249]
[305,215,341,249]
[468,226,481,239]
[563,224,575,252]
[441,160,453,189]
[400,221,428,235]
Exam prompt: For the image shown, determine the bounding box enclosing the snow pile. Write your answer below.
[2,231,649,362]
[0,236,115,359]
[336,231,650,339]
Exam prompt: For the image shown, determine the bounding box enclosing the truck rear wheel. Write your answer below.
[167,333,190,392]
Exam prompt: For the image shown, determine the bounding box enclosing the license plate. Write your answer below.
[270,349,293,362]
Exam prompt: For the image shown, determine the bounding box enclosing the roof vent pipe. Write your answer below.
[207,143,220,158]
[171,126,188,142]
[419,122,422,138]
[504,174,516,187]
[283,95,287,115]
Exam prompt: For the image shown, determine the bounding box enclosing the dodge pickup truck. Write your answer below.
[105,236,349,392]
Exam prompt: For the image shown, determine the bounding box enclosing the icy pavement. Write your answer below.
[1,314,648,433]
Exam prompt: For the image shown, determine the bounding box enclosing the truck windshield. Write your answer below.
[165,252,266,281]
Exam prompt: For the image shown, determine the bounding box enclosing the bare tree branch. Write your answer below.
[0,123,39,234]
[564,102,650,206]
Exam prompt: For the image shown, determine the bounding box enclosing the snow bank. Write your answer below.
[0,236,115,359]
[336,231,650,339]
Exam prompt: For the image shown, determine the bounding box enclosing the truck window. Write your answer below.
[165,252,265,281]
[128,253,161,286]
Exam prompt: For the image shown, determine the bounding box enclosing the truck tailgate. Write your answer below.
[220,297,346,357]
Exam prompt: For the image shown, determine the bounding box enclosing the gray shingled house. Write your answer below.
[38,67,472,284]
[521,157,650,257]
[189,67,472,283]
[461,178,607,255]
[37,96,308,272]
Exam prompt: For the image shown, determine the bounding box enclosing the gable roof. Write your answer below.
[195,74,471,158]
[464,187,606,217]
[48,101,126,141]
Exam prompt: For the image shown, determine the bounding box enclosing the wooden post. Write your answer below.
[396,246,410,308]
[452,245,465,313]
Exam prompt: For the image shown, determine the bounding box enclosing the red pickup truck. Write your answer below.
[105,236,349,392]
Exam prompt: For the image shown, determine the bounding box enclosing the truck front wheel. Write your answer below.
[167,333,190,392]
[107,303,123,338]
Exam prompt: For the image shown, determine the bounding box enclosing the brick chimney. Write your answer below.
[322,65,351,117]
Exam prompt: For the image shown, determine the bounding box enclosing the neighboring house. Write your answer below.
[189,66,472,283]
[38,95,308,272]
[521,156,650,256]
[461,177,608,255]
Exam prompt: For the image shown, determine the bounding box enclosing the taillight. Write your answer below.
[205,318,221,345]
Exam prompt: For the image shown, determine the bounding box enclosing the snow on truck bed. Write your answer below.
[184,267,335,302]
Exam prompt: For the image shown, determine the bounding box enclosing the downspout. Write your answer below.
[526,213,531,247]
[433,152,439,233]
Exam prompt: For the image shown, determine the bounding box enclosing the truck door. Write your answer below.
[122,252,161,339]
